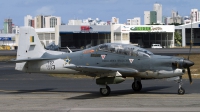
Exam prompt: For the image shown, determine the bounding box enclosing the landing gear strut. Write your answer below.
[177,76,185,95]
[132,78,142,92]
[100,85,111,96]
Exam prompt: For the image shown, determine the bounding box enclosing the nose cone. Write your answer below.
[183,59,194,68]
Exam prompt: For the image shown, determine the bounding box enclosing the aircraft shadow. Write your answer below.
[4,86,182,99]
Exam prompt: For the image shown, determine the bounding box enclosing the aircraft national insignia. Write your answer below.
[64,57,71,65]
[129,59,134,63]
[101,55,106,60]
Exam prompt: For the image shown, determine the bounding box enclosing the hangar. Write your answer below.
[55,24,175,49]
[57,25,111,49]
[175,21,200,46]
[112,25,175,48]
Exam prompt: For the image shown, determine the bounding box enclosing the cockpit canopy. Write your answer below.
[99,43,153,58]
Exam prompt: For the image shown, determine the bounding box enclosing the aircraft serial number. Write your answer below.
[46,61,55,70]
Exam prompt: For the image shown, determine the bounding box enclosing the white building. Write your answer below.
[68,19,82,25]
[191,9,199,22]
[144,11,150,24]
[172,10,178,18]
[44,16,61,28]
[127,17,141,25]
[153,3,162,24]
[24,15,33,27]
[111,17,119,24]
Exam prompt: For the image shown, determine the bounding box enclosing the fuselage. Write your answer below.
[16,43,185,79]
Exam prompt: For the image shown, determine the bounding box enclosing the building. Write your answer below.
[153,3,162,24]
[144,11,150,24]
[127,17,141,25]
[175,21,200,46]
[111,17,119,24]
[24,15,34,27]
[144,11,157,25]
[68,19,82,25]
[44,16,61,28]
[34,15,45,29]
[172,10,178,18]
[0,34,16,47]
[4,19,12,34]
[191,9,199,22]
[12,25,20,34]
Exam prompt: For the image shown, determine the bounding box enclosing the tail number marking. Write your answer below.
[46,61,55,70]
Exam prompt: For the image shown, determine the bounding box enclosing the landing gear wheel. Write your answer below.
[100,86,111,96]
[132,81,142,92]
[178,87,185,95]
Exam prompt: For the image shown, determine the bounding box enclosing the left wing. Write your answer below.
[64,64,138,75]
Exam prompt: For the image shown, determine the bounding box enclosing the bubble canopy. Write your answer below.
[98,43,153,58]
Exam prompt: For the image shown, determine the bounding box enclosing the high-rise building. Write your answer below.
[24,15,33,27]
[144,11,157,25]
[171,10,178,18]
[144,11,150,24]
[44,16,61,28]
[191,9,199,22]
[127,17,141,25]
[199,11,200,21]
[153,3,162,24]
[4,19,12,34]
[34,15,45,29]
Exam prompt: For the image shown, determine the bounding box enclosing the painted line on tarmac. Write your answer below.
[68,107,200,111]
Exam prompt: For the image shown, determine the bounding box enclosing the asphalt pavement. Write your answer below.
[0,62,200,111]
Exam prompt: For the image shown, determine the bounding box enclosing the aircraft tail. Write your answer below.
[17,27,45,60]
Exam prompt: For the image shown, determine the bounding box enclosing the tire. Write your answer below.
[178,87,185,95]
[100,86,111,96]
[132,81,142,92]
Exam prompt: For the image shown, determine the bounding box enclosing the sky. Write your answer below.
[0,0,200,28]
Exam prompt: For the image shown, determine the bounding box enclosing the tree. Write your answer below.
[174,31,182,46]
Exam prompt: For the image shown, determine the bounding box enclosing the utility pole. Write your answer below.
[191,14,193,46]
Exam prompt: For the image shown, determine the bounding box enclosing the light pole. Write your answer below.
[190,14,193,46]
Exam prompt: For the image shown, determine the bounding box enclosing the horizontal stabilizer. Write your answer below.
[10,58,53,63]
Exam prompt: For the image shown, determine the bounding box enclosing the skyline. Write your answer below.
[0,0,200,28]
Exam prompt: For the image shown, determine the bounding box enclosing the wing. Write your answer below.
[64,64,138,76]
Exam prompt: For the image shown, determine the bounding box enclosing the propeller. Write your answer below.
[187,67,192,84]
[182,59,194,84]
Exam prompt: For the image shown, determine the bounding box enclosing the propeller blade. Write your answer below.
[187,67,192,84]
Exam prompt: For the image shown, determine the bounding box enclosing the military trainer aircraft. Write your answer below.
[13,27,194,96]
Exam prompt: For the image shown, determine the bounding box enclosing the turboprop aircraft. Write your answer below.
[13,27,194,96]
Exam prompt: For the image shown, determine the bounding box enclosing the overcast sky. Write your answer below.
[0,0,199,28]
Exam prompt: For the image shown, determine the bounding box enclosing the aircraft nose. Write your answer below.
[183,59,194,68]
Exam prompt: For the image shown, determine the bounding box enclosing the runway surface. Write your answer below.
[0,62,200,111]
[0,48,200,56]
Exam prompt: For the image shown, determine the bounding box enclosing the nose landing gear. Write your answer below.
[177,76,185,95]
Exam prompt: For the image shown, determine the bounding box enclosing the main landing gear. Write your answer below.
[177,76,185,95]
[132,78,142,92]
[100,85,111,96]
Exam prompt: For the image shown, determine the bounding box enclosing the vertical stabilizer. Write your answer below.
[17,27,45,59]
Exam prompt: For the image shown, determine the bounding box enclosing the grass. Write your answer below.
[0,56,16,61]
[0,55,200,79]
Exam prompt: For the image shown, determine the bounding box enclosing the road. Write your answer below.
[0,62,200,111]
[0,48,200,56]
